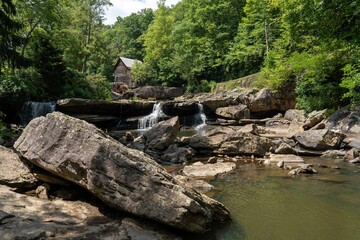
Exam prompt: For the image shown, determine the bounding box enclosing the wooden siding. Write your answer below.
[114,61,133,87]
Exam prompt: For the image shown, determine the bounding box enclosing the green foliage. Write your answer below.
[340,63,360,106]
[131,61,157,86]
[0,122,16,140]
[31,30,67,98]
[62,70,111,100]
[111,8,154,60]
[0,0,24,72]
[0,73,38,112]
[200,80,216,93]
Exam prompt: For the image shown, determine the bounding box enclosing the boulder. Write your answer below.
[189,131,273,156]
[14,112,229,233]
[293,129,345,151]
[144,116,180,151]
[288,164,317,175]
[0,185,181,240]
[161,144,195,164]
[344,148,359,160]
[134,86,182,100]
[215,105,250,120]
[284,109,306,122]
[249,88,296,115]
[215,132,274,156]
[57,98,154,118]
[182,161,236,178]
[274,142,297,155]
[0,146,38,188]
[303,109,327,130]
[324,106,360,133]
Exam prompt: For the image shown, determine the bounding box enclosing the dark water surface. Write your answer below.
[188,158,360,240]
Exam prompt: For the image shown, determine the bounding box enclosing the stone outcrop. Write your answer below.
[293,129,345,151]
[14,112,229,233]
[162,101,200,116]
[160,144,195,164]
[215,105,250,120]
[324,106,360,133]
[214,132,275,156]
[144,116,180,151]
[0,185,181,240]
[0,146,38,188]
[189,131,274,156]
[57,98,154,118]
[134,86,182,100]
[249,88,296,115]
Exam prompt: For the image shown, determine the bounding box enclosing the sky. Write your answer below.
[104,0,181,25]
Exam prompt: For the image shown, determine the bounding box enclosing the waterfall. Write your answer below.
[19,101,56,125]
[138,102,167,129]
[194,103,207,130]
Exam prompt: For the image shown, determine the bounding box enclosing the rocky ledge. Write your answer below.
[14,112,230,233]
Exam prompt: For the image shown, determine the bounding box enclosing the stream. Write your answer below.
[187,157,360,240]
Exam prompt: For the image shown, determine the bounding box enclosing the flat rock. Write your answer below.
[215,105,250,120]
[214,132,274,156]
[14,112,229,233]
[0,146,38,188]
[183,161,236,177]
[264,154,304,166]
[57,98,154,117]
[293,129,345,151]
[0,185,181,240]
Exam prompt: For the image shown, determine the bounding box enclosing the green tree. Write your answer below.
[111,8,154,60]
[31,30,66,98]
[0,0,24,73]
[226,0,281,79]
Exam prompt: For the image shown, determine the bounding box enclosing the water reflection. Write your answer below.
[191,158,360,240]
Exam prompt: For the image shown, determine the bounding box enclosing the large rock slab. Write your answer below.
[0,185,180,240]
[215,105,250,120]
[214,132,275,156]
[14,112,229,233]
[134,86,182,100]
[0,146,38,188]
[144,116,180,151]
[57,98,154,117]
[293,129,345,151]
[162,101,200,116]
[189,130,274,156]
[183,161,236,178]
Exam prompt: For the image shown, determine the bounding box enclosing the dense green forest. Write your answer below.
[0,0,359,115]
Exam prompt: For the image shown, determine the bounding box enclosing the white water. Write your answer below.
[138,103,167,129]
[194,103,207,131]
[19,101,56,125]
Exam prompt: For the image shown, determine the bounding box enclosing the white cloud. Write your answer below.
[104,0,180,25]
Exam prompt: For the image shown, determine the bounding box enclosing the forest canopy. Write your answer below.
[0,0,359,113]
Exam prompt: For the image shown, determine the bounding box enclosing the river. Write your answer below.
[185,157,360,240]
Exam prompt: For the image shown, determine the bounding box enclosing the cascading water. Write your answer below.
[138,102,167,129]
[19,101,56,125]
[194,103,207,130]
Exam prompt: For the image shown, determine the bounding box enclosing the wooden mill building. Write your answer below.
[113,57,140,88]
